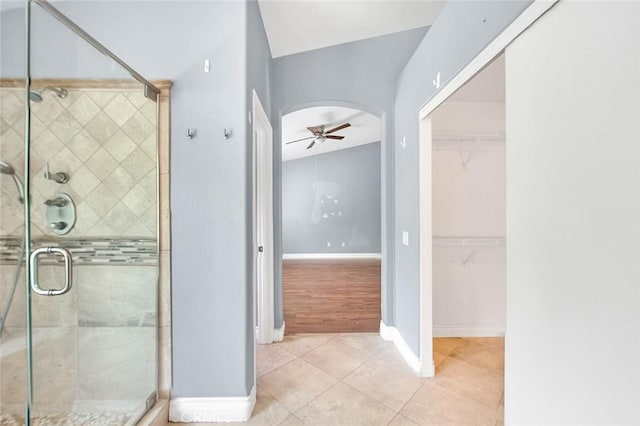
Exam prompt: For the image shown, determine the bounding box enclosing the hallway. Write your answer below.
[177,334,504,425]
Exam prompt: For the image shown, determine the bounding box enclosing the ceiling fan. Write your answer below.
[285,123,351,149]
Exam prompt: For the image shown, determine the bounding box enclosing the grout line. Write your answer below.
[277,333,338,357]
[432,355,504,411]
[291,380,339,416]
[394,374,429,418]
[259,336,504,423]
[256,351,299,379]
[338,379,399,414]
[279,413,303,425]
[274,343,299,357]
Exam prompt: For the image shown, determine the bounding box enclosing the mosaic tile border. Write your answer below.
[0,237,157,265]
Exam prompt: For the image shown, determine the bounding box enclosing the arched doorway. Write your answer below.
[280,106,382,333]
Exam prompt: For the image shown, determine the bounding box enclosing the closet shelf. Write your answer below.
[432,130,505,144]
[433,236,505,248]
[432,131,505,169]
[432,131,505,150]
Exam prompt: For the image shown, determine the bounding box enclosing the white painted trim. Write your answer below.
[257,322,285,342]
[256,321,285,345]
[379,321,434,377]
[433,326,505,338]
[418,117,434,379]
[418,0,558,120]
[169,386,256,423]
[253,90,275,345]
[282,253,381,260]
[417,0,557,388]
[273,322,285,342]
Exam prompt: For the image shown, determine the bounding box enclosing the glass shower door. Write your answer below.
[24,1,159,423]
[0,2,28,423]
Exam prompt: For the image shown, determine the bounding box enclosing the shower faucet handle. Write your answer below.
[44,162,69,184]
[44,197,68,207]
[49,221,67,231]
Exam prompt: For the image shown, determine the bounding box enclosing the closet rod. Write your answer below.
[432,136,505,144]
[432,130,505,142]
[433,236,505,248]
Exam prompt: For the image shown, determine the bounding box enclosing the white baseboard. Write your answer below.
[273,322,285,342]
[169,386,256,423]
[433,326,505,337]
[255,322,285,344]
[379,321,431,376]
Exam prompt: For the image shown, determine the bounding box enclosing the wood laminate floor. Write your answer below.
[283,259,381,334]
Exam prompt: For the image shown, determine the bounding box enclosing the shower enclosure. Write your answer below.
[1,1,160,423]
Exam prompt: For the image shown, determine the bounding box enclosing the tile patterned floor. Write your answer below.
[175,334,504,426]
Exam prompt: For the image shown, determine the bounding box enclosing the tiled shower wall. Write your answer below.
[0,86,157,237]
[0,264,157,408]
[0,82,171,412]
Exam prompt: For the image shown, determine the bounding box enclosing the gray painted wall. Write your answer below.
[245,0,272,393]
[282,142,381,254]
[8,0,256,398]
[271,27,429,328]
[393,1,532,354]
[1,3,142,80]
[0,3,24,79]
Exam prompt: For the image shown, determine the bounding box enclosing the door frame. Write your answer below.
[252,90,275,345]
[277,103,385,334]
[416,0,557,376]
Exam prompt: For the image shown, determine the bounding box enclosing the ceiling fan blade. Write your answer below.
[325,135,344,140]
[306,139,316,149]
[285,136,315,144]
[307,125,325,135]
[324,123,351,135]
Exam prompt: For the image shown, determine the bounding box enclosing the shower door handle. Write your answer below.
[29,247,73,296]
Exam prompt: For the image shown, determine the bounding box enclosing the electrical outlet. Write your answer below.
[402,231,409,246]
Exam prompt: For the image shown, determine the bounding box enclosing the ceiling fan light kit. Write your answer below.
[285,122,351,149]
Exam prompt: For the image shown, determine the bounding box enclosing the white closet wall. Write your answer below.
[431,101,505,336]
[504,2,639,422]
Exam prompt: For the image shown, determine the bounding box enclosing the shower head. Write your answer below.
[46,86,68,98]
[0,159,25,204]
[29,86,68,103]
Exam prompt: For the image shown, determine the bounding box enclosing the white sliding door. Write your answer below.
[505,2,639,424]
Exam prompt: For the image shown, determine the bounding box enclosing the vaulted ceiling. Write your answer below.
[258,0,445,58]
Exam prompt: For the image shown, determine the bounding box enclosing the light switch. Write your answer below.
[402,231,409,246]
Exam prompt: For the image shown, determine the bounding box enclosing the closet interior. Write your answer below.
[430,55,506,338]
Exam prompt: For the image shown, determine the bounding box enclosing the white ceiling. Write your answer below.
[1,1,445,59]
[282,106,381,162]
[448,53,505,102]
[258,0,445,58]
